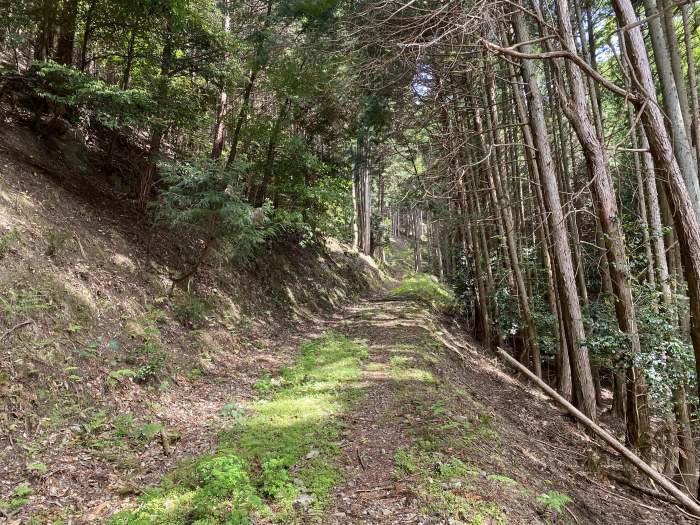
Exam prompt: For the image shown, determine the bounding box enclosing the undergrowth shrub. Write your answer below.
[44,229,71,257]
[26,60,154,128]
[156,157,274,267]
[0,229,19,258]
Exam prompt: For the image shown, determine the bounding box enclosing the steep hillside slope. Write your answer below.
[0,119,382,523]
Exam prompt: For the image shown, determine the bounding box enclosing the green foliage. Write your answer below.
[536,490,571,514]
[585,284,697,414]
[1,483,32,510]
[121,324,168,383]
[253,373,276,394]
[394,448,420,474]
[26,462,48,474]
[157,157,273,263]
[111,333,368,523]
[107,368,137,387]
[0,283,53,319]
[133,343,168,383]
[390,273,455,312]
[27,61,154,128]
[138,422,165,443]
[44,229,71,257]
[493,275,520,336]
[220,402,244,421]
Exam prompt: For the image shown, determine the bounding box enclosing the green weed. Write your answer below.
[1,483,32,510]
[536,490,571,514]
[0,229,20,258]
[45,229,71,257]
[394,448,420,474]
[0,284,53,318]
[172,293,213,328]
[487,474,518,485]
[27,462,48,474]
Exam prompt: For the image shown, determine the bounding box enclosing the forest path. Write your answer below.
[315,294,689,525]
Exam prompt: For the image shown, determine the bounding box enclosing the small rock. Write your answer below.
[294,493,315,509]
[305,449,319,460]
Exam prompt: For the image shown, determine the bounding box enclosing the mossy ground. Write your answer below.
[110,333,368,524]
[389,273,456,312]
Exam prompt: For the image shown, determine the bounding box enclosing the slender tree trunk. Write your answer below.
[79,0,97,71]
[555,0,649,454]
[614,0,700,435]
[253,98,289,206]
[513,11,595,418]
[211,3,231,159]
[362,135,372,255]
[225,71,257,169]
[660,0,692,140]
[140,14,173,208]
[682,4,700,166]
[225,0,272,170]
[641,0,700,218]
[483,75,541,377]
[352,149,359,251]
[414,208,422,272]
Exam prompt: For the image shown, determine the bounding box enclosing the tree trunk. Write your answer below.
[225,71,257,169]
[79,0,97,71]
[512,11,596,418]
[252,98,290,206]
[139,14,174,208]
[482,75,541,377]
[34,0,57,60]
[614,0,700,434]
[55,0,78,65]
[681,4,700,166]
[641,0,700,218]
[414,208,422,272]
[211,2,231,160]
[554,0,649,455]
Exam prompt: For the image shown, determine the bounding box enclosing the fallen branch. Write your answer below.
[495,347,700,517]
[354,485,393,494]
[1,320,32,341]
[606,472,677,504]
[564,506,580,524]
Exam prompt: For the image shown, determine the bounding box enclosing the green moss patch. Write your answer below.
[111,332,368,524]
[389,273,455,312]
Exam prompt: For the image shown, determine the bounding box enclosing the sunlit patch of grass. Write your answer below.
[385,337,506,524]
[389,353,437,385]
[110,332,368,524]
[391,441,506,525]
[389,273,455,312]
